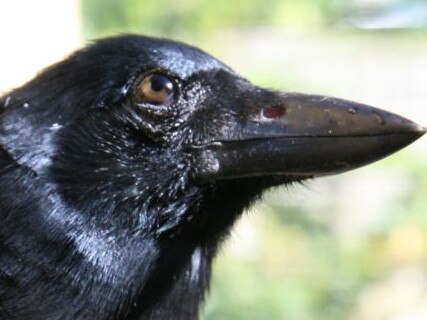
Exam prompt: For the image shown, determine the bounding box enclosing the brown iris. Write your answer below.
[137,73,175,105]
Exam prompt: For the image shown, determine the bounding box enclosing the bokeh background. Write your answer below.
[1,1,426,319]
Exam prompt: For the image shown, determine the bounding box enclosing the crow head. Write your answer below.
[1,35,424,237]
[0,35,424,319]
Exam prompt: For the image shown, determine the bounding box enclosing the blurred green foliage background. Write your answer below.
[80,0,427,319]
[82,0,343,39]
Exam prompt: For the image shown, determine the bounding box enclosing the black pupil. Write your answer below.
[150,74,173,92]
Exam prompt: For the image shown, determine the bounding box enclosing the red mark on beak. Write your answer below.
[262,106,286,119]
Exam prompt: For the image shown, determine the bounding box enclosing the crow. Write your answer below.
[0,35,425,320]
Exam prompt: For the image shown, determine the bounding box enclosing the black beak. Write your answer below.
[195,93,425,182]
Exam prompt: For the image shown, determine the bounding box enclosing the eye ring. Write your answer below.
[134,71,176,106]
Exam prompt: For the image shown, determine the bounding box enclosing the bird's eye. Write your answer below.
[137,73,175,105]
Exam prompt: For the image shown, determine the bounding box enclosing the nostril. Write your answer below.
[262,106,286,119]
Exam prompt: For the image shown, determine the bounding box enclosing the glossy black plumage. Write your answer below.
[0,35,424,320]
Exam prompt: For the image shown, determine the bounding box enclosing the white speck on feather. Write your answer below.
[49,123,63,131]
[4,96,11,107]
[191,247,201,281]
[23,102,29,108]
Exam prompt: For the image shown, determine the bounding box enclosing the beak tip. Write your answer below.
[408,122,426,138]
[395,121,426,150]
[393,115,426,139]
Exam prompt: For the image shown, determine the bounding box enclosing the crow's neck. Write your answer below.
[41,176,261,319]
[68,178,266,319]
